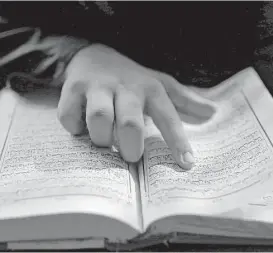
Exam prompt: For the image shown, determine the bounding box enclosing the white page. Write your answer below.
[139,67,273,229]
[0,87,142,237]
[241,188,273,225]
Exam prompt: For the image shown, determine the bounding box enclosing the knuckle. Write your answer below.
[65,80,87,94]
[120,117,143,132]
[162,72,175,82]
[146,81,165,99]
[167,115,178,126]
[88,107,113,121]
[158,71,170,81]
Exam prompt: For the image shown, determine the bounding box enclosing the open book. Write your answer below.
[1,67,273,250]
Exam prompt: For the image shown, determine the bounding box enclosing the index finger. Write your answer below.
[146,83,195,170]
[158,72,216,120]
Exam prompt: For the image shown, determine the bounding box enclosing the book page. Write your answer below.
[0,87,142,236]
[242,189,273,225]
[139,67,273,229]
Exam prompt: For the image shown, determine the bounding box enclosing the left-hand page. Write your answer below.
[0,86,142,241]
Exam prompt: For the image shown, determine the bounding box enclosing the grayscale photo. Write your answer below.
[0,1,273,252]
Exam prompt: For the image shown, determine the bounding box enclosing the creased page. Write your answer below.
[0,87,142,237]
[139,68,273,229]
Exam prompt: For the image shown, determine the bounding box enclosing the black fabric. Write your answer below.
[0,1,273,90]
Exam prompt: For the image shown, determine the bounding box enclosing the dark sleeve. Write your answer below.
[0,25,90,91]
[253,2,273,95]
[0,2,107,91]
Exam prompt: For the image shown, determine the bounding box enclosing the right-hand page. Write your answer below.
[139,67,273,229]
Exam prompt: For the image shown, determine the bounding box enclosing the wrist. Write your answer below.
[51,36,90,87]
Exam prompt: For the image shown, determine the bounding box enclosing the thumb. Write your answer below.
[157,72,216,121]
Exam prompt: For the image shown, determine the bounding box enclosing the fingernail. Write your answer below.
[180,152,195,170]
[183,152,195,164]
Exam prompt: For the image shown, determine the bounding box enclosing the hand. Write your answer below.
[58,44,215,170]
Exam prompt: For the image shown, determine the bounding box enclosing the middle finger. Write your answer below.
[86,87,115,147]
[115,86,145,163]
